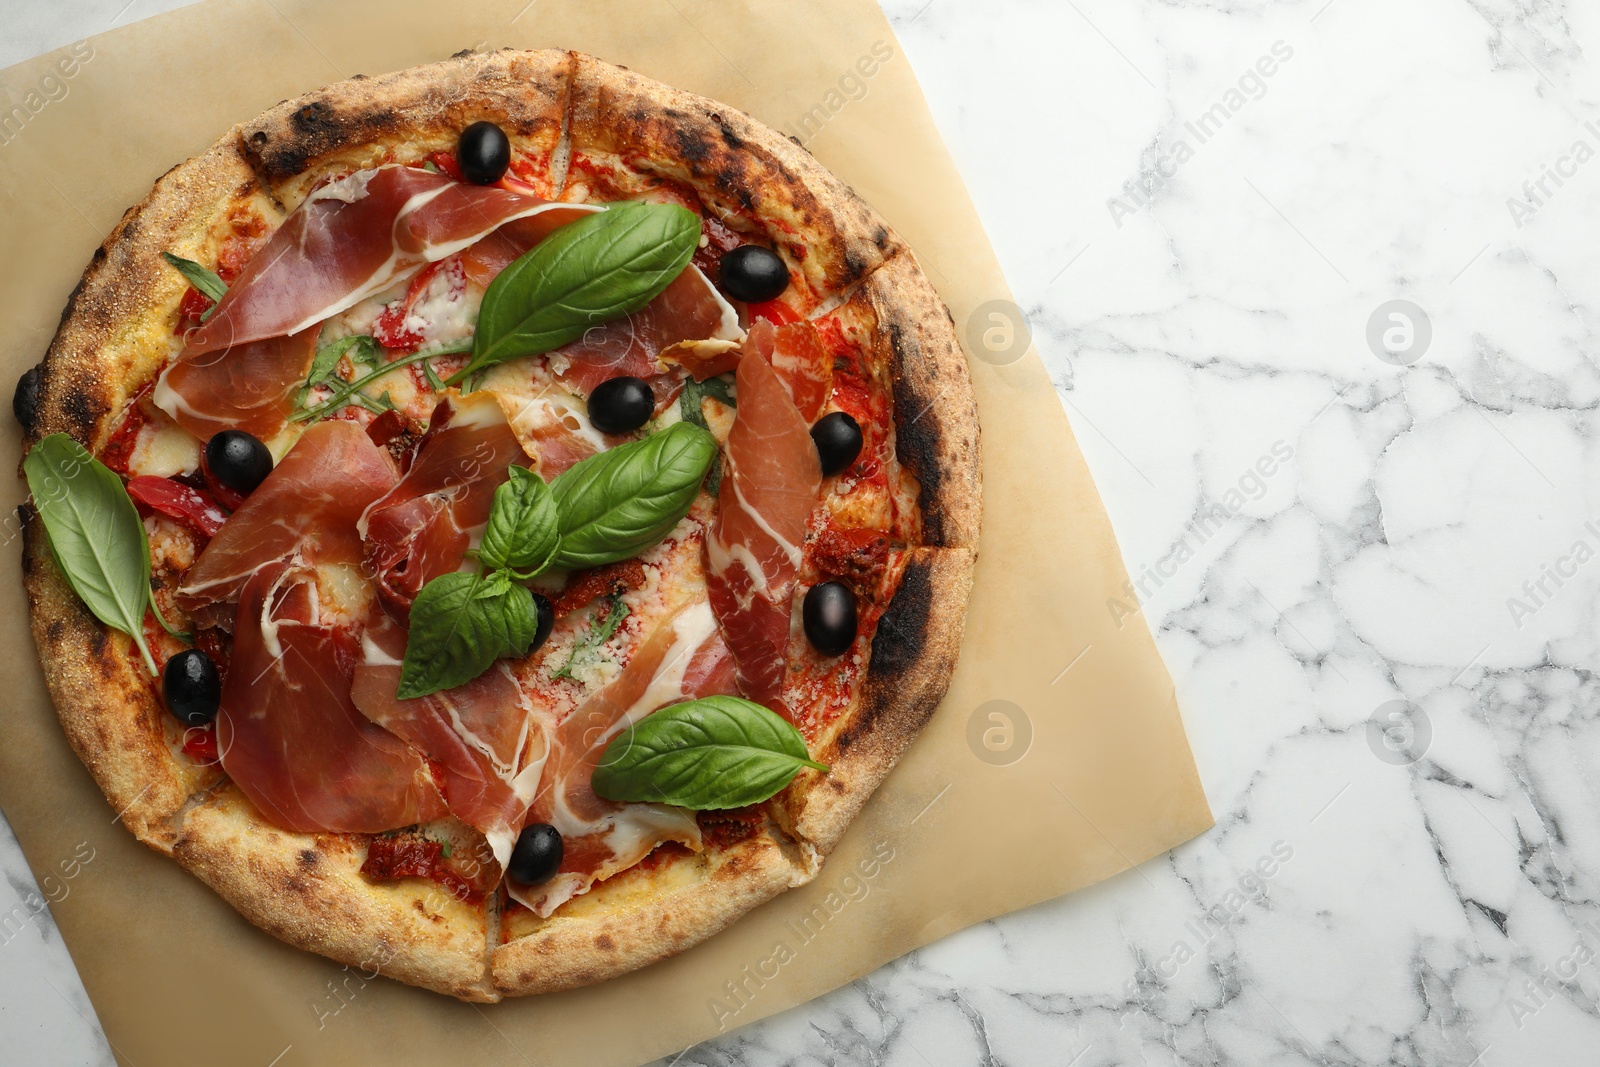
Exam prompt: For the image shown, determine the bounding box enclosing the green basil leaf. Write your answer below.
[478,466,560,575]
[591,696,828,809]
[161,251,227,323]
[22,434,159,675]
[463,202,701,376]
[398,571,539,699]
[548,422,717,569]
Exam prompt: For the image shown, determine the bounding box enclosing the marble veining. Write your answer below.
[8,0,1600,1063]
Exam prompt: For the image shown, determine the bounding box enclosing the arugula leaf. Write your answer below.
[306,335,380,390]
[397,571,541,699]
[478,467,560,575]
[292,339,472,423]
[591,696,828,809]
[550,594,629,682]
[456,202,701,381]
[23,434,160,675]
[161,252,227,308]
[548,422,717,569]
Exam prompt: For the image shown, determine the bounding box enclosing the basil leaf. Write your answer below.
[398,571,540,699]
[161,251,227,323]
[462,202,701,377]
[591,696,828,810]
[548,422,717,569]
[23,434,159,675]
[478,466,560,575]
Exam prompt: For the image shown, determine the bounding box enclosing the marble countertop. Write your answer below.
[7,0,1599,1063]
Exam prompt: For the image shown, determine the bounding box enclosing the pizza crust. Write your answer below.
[239,48,571,195]
[492,825,813,996]
[567,53,904,307]
[173,786,498,1002]
[21,522,221,852]
[20,49,980,1000]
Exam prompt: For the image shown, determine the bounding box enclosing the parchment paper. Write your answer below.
[0,2,1213,1063]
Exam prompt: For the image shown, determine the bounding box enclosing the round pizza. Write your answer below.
[14,49,979,1001]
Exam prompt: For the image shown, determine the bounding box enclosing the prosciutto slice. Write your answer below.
[749,318,834,422]
[154,167,578,440]
[360,392,529,621]
[704,338,823,711]
[177,419,398,626]
[514,601,738,916]
[219,562,447,833]
[153,329,318,442]
[351,611,542,866]
[182,166,574,356]
[551,267,741,396]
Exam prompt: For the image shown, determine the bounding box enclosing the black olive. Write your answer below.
[810,412,863,477]
[719,245,789,303]
[507,823,563,885]
[204,430,273,497]
[531,592,554,653]
[803,581,857,657]
[163,649,221,727]
[587,376,655,434]
[456,121,511,185]
[12,365,41,431]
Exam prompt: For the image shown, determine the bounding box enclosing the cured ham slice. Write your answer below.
[154,167,580,441]
[219,562,447,833]
[153,329,317,442]
[351,611,542,866]
[456,207,597,288]
[182,166,575,356]
[753,318,834,422]
[360,392,529,621]
[514,601,734,916]
[704,338,823,711]
[552,267,740,396]
[178,419,397,625]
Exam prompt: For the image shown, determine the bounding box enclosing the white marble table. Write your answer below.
[7,0,1600,1063]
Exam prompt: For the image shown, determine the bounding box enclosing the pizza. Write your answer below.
[14,49,979,1001]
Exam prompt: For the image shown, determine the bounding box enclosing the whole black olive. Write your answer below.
[204,430,273,497]
[531,592,554,653]
[810,412,863,477]
[587,376,655,435]
[13,365,41,431]
[718,245,789,303]
[507,823,563,885]
[457,121,511,185]
[803,581,857,657]
[163,648,221,727]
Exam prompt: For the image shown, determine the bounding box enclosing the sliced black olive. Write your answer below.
[164,649,221,727]
[507,823,563,885]
[457,121,511,185]
[803,581,857,657]
[719,245,789,303]
[531,592,554,653]
[587,376,655,435]
[204,430,273,497]
[810,412,863,477]
[12,365,41,431]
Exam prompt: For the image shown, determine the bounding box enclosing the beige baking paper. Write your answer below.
[0,2,1212,1064]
